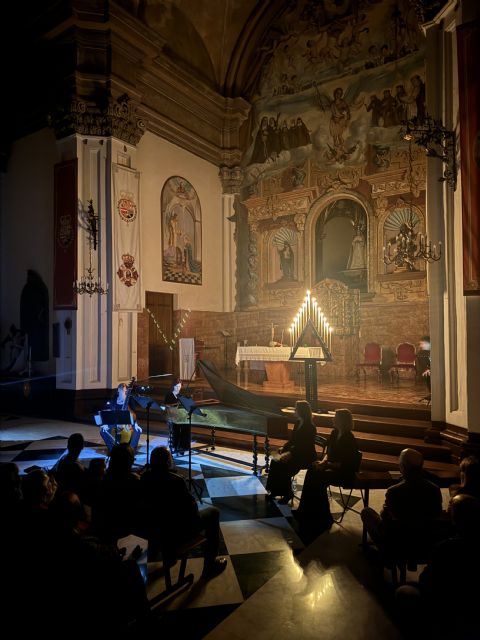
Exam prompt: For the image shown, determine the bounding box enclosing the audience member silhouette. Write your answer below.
[449,455,480,502]
[83,456,107,509]
[361,448,445,562]
[49,490,151,632]
[266,400,317,504]
[91,443,142,543]
[140,446,227,579]
[54,432,87,500]
[0,461,22,518]
[293,408,361,540]
[395,494,480,639]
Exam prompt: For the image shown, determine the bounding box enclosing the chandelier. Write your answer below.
[73,200,109,296]
[383,140,442,270]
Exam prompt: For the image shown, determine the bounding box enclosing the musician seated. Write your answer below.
[99,383,142,453]
[164,378,191,455]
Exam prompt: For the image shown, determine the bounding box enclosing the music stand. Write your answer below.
[177,394,206,502]
[132,394,165,466]
[99,410,133,446]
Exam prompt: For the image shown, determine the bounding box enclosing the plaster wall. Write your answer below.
[137,132,225,312]
[0,129,57,373]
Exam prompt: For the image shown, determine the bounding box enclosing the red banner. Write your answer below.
[458,21,480,295]
[54,159,78,309]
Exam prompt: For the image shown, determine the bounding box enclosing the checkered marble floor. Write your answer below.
[0,413,450,638]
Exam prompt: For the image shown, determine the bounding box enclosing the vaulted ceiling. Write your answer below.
[1,0,447,170]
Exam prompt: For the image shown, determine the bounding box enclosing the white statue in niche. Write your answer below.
[347,221,366,270]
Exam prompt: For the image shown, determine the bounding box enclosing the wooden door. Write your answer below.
[145,291,173,377]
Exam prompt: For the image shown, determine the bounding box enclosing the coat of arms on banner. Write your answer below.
[117,253,139,287]
[57,214,74,249]
[117,192,137,223]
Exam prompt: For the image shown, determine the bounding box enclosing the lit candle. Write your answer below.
[329,326,333,351]
[325,321,329,344]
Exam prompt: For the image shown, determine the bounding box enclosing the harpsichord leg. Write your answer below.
[264,435,270,474]
[253,434,258,475]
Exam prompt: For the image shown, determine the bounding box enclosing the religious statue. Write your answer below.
[347,223,366,270]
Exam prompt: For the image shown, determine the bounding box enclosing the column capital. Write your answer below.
[49,93,146,146]
[219,165,244,195]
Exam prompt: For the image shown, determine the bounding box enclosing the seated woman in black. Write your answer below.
[294,408,360,538]
[164,378,191,455]
[265,400,317,504]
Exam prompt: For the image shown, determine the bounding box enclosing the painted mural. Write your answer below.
[238,0,428,310]
[243,0,425,187]
[161,177,202,285]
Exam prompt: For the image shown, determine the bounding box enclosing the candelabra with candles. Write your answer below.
[73,200,109,297]
[288,290,333,412]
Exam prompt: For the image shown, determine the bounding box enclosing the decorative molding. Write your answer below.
[138,63,250,166]
[362,164,425,198]
[243,187,318,224]
[49,94,146,145]
[294,213,306,233]
[379,278,426,301]
[265,286,303,307]
[219,166,244,195]
[313,279,360,336]
[373,196,389,217]
[312,167,363,194]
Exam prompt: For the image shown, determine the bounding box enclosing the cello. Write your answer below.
[114,377,136,445]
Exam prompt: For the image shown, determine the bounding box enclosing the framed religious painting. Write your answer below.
[162,176,202,285]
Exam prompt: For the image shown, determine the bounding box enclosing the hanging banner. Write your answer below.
[112,165,142,311]
[458,21,480,295]
[53,159,78,309]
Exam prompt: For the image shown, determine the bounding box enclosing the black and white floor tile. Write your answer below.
[0,414,450,639]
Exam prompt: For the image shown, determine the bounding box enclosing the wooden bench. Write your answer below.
[349,470,459,548]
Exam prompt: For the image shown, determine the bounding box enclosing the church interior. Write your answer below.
[0,0,479,637]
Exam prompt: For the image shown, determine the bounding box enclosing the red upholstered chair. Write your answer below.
[390,342,416,382]
[356,342,382,380]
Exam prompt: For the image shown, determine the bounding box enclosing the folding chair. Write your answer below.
[148,532,207,607]
[328,450,363,523]
[290,434,328,504]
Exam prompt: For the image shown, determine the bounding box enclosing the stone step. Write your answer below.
[314,425,451,462]
[313,413,429,439]
[360,451,459,476]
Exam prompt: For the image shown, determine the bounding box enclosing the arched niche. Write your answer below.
[312,197,368,292]
[265,226,299,284]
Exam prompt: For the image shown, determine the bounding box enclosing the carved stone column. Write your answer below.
[247,222,260,307]
[219,166,243,312]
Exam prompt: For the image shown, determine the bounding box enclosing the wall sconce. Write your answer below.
[401,114,457,190]
[73,200,109,296]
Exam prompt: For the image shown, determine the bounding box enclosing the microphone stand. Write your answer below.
[178,394,206,502]
[132,394,165,467]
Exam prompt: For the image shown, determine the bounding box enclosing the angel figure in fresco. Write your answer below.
[314,82,364,161]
